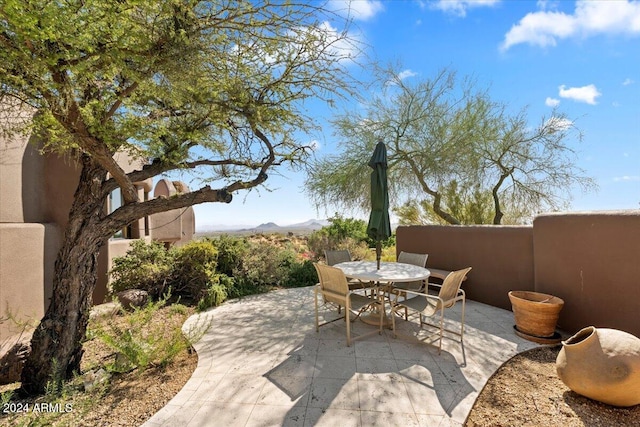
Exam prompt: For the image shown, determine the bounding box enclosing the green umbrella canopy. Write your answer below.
[367,140,391,268]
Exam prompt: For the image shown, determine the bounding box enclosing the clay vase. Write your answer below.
[556,326,640,407]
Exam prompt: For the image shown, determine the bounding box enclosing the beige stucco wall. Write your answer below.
[0,127,47,224]
[150,179,195,246]
[0,223,61,340]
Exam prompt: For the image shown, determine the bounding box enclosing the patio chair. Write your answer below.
[390,251,429,319]
[324,249,352,266]
[313,263,382,346]
[390,267,472,354]
[324,249,373,295]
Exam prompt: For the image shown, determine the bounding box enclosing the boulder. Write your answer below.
[116,289,149,311]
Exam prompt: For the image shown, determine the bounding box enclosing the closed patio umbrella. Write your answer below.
[366,140,391,270]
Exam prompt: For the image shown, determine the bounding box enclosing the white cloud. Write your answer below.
[545,97,560,107]
[430,0,500,17]
[558,84,601,105]
[545,116,573,132]
[613,175,640,182]
[397,69,417,80]
[297,21,363,64]
[329,0,384,21]
[623,78,635,86]
[501,0,640,51]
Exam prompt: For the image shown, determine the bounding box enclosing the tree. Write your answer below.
[1,0,358,394]
[305,65,596,225]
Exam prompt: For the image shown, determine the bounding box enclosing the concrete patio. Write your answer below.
[142,286,539,427]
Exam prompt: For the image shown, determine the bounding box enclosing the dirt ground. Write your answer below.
[0,305,198,427]
[465,345,640,427]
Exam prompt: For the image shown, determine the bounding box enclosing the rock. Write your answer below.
[83,368,109,392]
[0,333,32,385]
[116,289,149,311]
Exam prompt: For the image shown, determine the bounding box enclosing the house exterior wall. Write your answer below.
[0,223,61,339]
[396,210,640,337]
[0,104,196,338]
[0,130,46,223]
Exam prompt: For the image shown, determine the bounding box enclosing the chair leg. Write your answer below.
[391,304,397,338]
[346,301,352,346]
[438,307,444,354]
[460,298,466,345]
[315,285,319,333]
[378,299,384,335]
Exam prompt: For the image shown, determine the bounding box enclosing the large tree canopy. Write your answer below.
[305,66,596,225]
[1,0,359,394]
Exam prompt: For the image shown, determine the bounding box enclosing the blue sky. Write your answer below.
[193,0,640,230]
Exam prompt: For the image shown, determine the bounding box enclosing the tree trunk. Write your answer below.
[20,156,109,395]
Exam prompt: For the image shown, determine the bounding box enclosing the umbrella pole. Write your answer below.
[376,241,381,270]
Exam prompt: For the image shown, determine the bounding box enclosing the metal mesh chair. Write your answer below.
[390,251,429,319]
[313,263,382,346]
[324,249,352,266]
[390,267,472,354]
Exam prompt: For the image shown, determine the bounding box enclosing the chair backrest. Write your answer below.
[397,251,428,267]
[314,263,349,304]
[324,250,351,266]
[438,267,472,308]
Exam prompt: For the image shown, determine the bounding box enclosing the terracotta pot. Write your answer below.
[508,291,564,338]
[556,326,640,407]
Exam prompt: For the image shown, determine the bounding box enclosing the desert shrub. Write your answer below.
[307,214,396,260]
[110,240,229,304]
[307,232,370,261]
[236,240,294,287]
[89,296,198,373]
[109,240,174,295]
[196,282,228,311]
[207,235,248,277]
[171,240,219,301]
[283,259,317,287]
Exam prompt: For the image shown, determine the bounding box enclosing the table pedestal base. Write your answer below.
[360,312,392,328]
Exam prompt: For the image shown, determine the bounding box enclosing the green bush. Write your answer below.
[283,259,317,287]
[172,240,219,301]
[207,235,248,277]
[109,240,174,296]
[110,240,227,304]
[109,233,329,306]
[307,214,396,260]
[197,282,228,311]
[237,240,292,287]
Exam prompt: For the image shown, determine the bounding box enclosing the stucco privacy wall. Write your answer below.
[533,211,640,337]
[396,225,535,310]
[396,211,640,337]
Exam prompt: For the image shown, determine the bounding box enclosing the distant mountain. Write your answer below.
[289,219,330,228]
[196,218,329,234]
[254,222,281,230]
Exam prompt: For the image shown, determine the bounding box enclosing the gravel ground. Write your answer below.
[465,345,640,427]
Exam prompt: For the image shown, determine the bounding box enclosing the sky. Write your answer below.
[192,0,640,230]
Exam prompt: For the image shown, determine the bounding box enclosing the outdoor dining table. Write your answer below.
[333,261,431,327]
